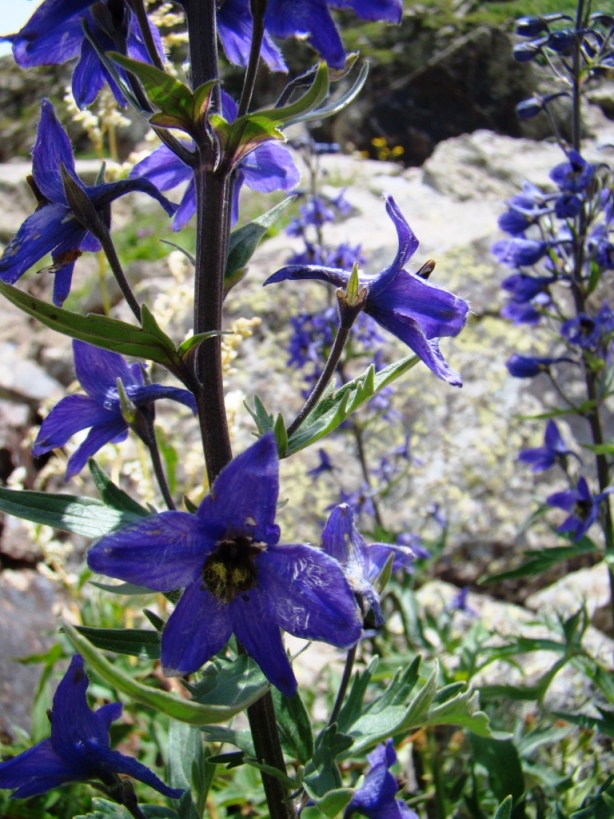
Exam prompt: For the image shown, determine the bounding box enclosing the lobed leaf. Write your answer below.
[286,355,419,455]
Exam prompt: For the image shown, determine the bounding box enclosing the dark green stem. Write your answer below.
[142,414,176,510]
[237,0,267,118]
[288,323,353,437]
[127,0,165,70]
[97,225,142,323]
[192,165,233,483]
[571,0,586,151]
[328,643,357,727]
[247,689,297,819]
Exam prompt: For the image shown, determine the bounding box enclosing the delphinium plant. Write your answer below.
[487,0,614,773]
[0,1,512,818]
[489,4,614,606]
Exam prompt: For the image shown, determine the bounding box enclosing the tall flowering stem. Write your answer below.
[180,2,295,815]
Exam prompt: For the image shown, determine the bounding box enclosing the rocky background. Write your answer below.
[0,4,614,738]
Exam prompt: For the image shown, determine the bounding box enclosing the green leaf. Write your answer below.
[177,331,225,359]
[0,487,144,538]
[62,621,267,725]
[286,355,419,455]
[303,724,354,799]
[245,395,276,435]
[76,626,161,659]
[310,788,354,817]
[494,796,513,819]
[202,726,255,757]
[0,282,186,377]
[552,706,614,738]
[571,776,614,818]
[168,721,203,819]
[469,735,525,807]
[338,661,498,760]
[272,688,315,764]
[225,196,297,290]
[88,459,151,517]
[109,53,194,123]
[255,62,329,126]
[293,61,368,126]
[75,799,133,819]
[480,540,598,583]
[183,654,269,711]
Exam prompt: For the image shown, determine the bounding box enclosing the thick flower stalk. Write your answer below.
[0,655,182,804]
[88,433,362,697]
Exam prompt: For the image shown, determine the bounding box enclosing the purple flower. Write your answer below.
[397,532,430,560]
[308,448,336,479]
[217,0,403,71]
[266,196,469,386]
[0,655,182,801]
[502,273,556,303]
[561,303,614,350]
[547,476,613,541]
[88,434,362,697]
[130,92,299,230]
[446,586,478,617]
[32,341,196,480]
[492,237,549,267]
[322,504,414,624]
[0,100,175,305]
[550,150,595,193]
[519,420,576,472]
[345,740,417,818]
[3,0,164,108]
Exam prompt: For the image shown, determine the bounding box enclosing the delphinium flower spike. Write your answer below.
[0,100,176,306]
[33,340,197,481]
[88,433,362,697]
[0,655,182,803]
[265,195,469,386]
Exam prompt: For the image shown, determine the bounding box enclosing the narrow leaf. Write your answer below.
[225,196,297,288]
[0,282,184,375]
[62,622,267,725]
[76,626,161,659]
[0,487,143,537]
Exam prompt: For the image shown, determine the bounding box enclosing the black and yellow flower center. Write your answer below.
[201,535,265,603]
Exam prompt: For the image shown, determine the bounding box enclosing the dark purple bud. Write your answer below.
[554,193,583,218]
[513,40,545,62]
[590,13,614,26]
[516,97,544,119]
[548,29,575,52]
[515,16,548,37]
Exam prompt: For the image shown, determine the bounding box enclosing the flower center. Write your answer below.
[574,499,592,521]
[201,535,265,603]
